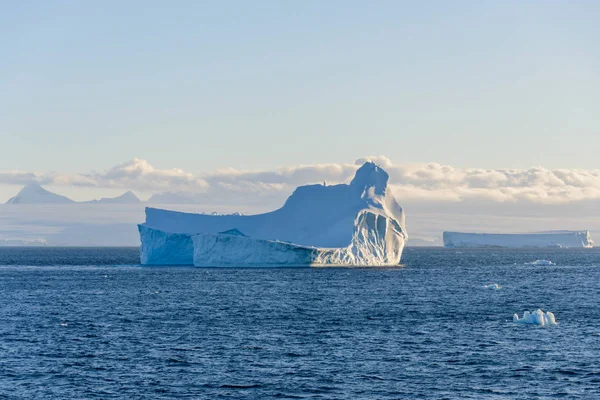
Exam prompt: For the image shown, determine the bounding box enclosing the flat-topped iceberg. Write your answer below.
[443,231,594,248]
[138,162,407,266]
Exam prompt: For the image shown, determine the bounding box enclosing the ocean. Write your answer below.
[1,247,599,399]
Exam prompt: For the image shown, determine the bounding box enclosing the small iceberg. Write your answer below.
[483,283,502,290]
[513,309,557,326]
[526,259,555,266]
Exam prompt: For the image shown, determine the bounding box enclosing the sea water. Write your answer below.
[1,247,599,399]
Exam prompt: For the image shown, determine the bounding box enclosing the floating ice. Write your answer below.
[139,162,408,266]
[526,259,555,266]
[513,309,557,326]
[443,231,594,248]
[483,283,502,290]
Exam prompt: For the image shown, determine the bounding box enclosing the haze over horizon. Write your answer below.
[1,155,599,247]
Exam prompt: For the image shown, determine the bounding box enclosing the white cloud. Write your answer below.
[0,158,207,192]
[201,160,600,205]
[0,171,39,186]
[86,158,209,191]
[1,157,600,205]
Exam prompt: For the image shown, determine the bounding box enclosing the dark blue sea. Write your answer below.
[1,247,600,399]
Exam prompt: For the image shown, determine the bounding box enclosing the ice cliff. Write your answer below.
[443,231,594,248]
[138,162,407,266]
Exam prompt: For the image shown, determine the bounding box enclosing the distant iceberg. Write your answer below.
[483,283,502,290]
[138,162,408,266]
[525,259,555,266]
[443,231,593,248]
[0,238,47,246]
[513,309,557,326]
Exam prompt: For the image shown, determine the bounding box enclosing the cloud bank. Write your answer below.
[1,159,209,192]
[1,156,600,205]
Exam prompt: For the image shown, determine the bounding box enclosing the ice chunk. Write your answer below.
[526,259,555,266]
[483,283,502,289]
[513,309,557,326]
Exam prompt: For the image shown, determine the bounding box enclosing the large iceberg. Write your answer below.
[443,231,594,248]
[138,162,407,266]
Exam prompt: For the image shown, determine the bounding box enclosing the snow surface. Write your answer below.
[6,184,75,204]
[443,231,594,248]
[139,162,407,266]
[513,309,557,326]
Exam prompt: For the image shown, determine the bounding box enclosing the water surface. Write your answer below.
[1,247,599,399]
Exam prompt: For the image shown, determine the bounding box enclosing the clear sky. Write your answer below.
[1,0,599,175]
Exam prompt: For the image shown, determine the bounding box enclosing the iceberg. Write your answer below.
[483,283,502,290]
[443,231,594,248]
[513,309,557,326]
[138,162,407,266]
[525,259,555,266]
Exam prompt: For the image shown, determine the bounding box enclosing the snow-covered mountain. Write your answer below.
[6,184,75,204]
[86,191,141,204]
[139,162,408,266]
[148,192,197,204]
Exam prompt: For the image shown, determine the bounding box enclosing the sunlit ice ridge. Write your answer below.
[138,162,407,267]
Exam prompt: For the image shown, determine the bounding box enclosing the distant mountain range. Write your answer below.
[84,191,141,204]
[4,184,198,205]
[5,184,142,205]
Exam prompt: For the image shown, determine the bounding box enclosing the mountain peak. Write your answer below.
[6,183,75,204]
[90,191,141,204]
[115,190,140,201]
[19,183,44,193]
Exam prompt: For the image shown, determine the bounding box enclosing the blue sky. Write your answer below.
[1,0,599,176]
